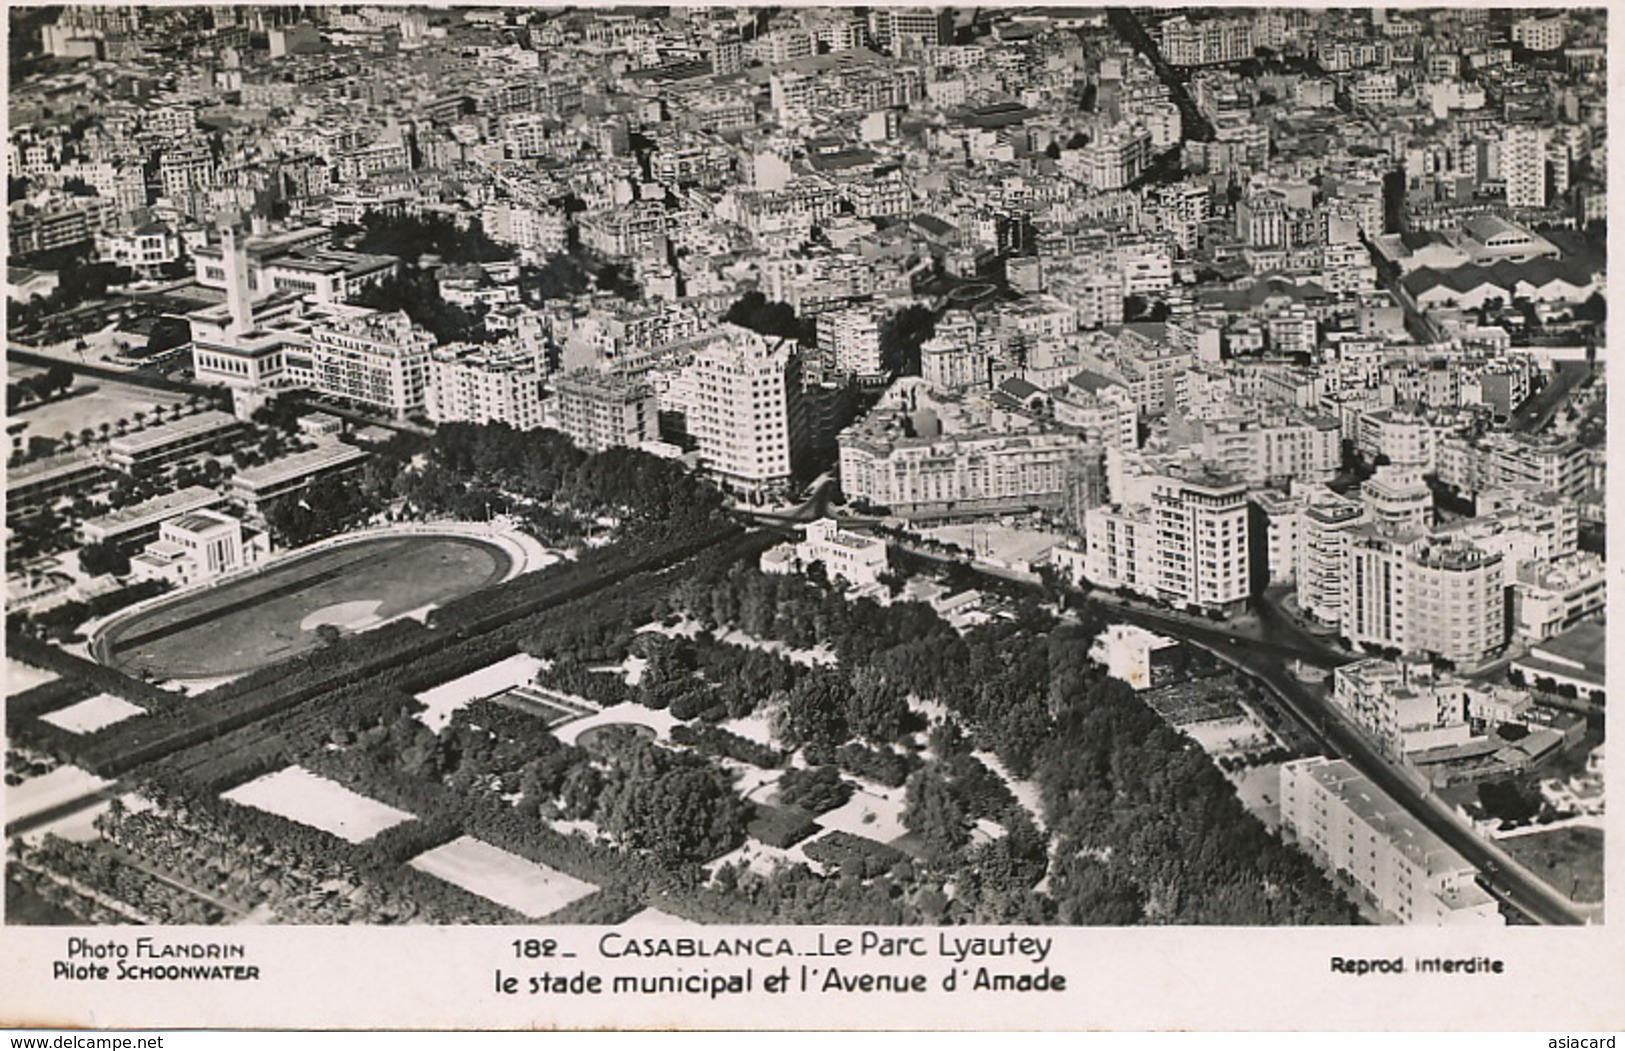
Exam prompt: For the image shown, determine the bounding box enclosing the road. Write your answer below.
[885,549,1589,925]
[9,343,217,398]
[1509,359,1594,434]
[1076,596,1586,925]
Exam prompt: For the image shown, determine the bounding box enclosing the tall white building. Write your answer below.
[551,369,659,453]
[1511,16,1566,52]
[1281,757,1502,925]
[1297,494,1369,625]
[681,326,803,499]
[1071,463,1251,615]
[818,305,884,378]
[309,310,435,419]
[1502,124,1550,208]
[1158,15,1255,67]
[425,342,548,431]
[1342,529,1506,666]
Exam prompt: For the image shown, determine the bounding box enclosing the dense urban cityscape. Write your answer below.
[3,5,1606,930]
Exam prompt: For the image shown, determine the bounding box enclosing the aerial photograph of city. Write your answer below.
[2,4,1607,933]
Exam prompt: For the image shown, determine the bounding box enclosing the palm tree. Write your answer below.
[114,417,130,435]
[133,411,148,430]
[80,427,95,446]
[98,422,112,440]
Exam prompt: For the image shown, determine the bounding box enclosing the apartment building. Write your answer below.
[1333,657,1474,760]
[681,326,803,499]
[309,310,435,418]
[1073,463,1251,615]
[551,369,659,453]
[1280,757,1502,925]
[1051,374,1139,453]
[425,342,548,431]
[1358,463,1433,532]
[1297,494,1370,625]
[1342,529,1506,666]
[1170,411,1341,486]
[838,381,1092,519]
[1510,555,1606,641]
[1159,15,1255,67]
[1435,432,1590,501]
[818,305,885,378]
[1249,487,1303,586]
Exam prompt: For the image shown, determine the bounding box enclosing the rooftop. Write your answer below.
[230,440,370,493]
[82,486,223,534]
[1529,620,1606,675]
[106,411,243,456]
[1294,757,1475,879]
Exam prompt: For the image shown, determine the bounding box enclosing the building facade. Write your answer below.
[1281,757,1503,925]
[551,369,659,453]
[309,310,435,418]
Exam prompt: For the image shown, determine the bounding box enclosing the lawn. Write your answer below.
[814,787,910,844]
[39,693,146,734]
[413,653,548,732]
[221,766,415,844]
[407,836,596,918]
[8,368,187,444]
[5,658,58,696]
[95,534,512,679]
[1499,825,1605,905]
[7,765,113,826]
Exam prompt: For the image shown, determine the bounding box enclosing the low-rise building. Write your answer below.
[1333,657,1474,760]
[1280,756,1503,925]
[1089,623,1182,691]
[6,454,107,513]
[1511,620,1605,707]
[79,486,227,549]
[1510,555,1605,642]
[129,508,271,587]
[762,518,888,587]
[104,412,247,472]
[227,439,371,514]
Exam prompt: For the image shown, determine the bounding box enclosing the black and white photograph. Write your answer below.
[1,2,1619,1033]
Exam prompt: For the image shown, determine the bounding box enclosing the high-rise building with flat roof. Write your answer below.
[681,326,803,499]
[1280,756,1503,925]
[551,369,659,453]
[309,310,435,418]
[426,342,548,431]
[1343,529,1506,665]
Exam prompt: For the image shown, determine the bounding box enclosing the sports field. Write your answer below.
[222,766,415,844]
[408,836,596,918]
[93,535,511,680]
